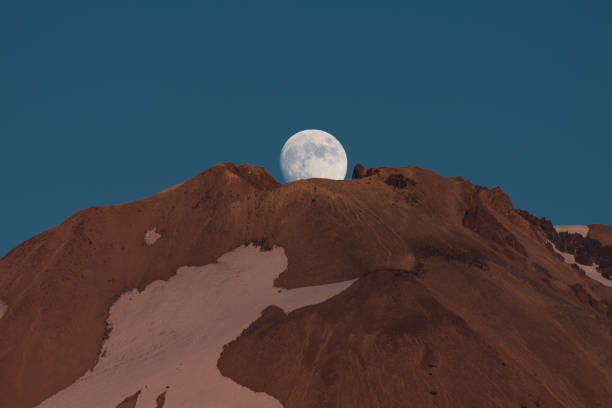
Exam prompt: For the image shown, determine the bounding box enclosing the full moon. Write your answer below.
[280,130,348,182]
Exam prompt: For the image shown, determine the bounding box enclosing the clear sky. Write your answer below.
[1,1,611,256]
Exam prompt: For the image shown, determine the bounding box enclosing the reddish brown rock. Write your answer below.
[351,163,380,180]
[351,163,367,179]
[114,391,140,408]
[1,163,612,408]
[463,206,526,256]
[384,173,416,189]
[155,390,167,408]
[516,211,612,273]
[588,224,612,247]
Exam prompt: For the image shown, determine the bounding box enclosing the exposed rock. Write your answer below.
[3,162,612,408]
[114,391,140,408]
[351,163,380,179]
[515,210,612,275]
[351,163,366,179]
[463,205,526,256]
[384,173,416,189]
[415,242,487,270]
[513,209,556,236]
[477,187,514,214]
[155,391,167,408]
[248,237,274,251]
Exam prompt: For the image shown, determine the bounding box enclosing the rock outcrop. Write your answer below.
[2,162,612,407]
[515,210,612,276]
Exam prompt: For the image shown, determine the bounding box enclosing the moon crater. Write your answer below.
[280,130,348,182]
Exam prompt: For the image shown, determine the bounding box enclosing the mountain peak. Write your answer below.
[2,162,612,408]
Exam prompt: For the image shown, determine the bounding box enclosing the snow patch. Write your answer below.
[0,299,6,320]
[144,228,161,246]
[36,245,355,408]
[554,225,589,237]
[551,244,612,288]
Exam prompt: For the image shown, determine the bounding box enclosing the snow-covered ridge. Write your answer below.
[554,225,589,237]
[37,245,356,408]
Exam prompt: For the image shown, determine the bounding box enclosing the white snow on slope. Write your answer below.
[551,244,612,288]
[551,225,611,287]
[0,299,6,320]
[37,245,356,408]
[144,228,161,246]
[554,225,589,237]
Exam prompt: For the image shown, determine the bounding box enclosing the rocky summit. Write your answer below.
[1,163,612,408]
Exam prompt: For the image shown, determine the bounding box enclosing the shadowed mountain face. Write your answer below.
[1,162,612,408]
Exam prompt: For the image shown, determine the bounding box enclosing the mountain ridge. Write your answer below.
[1,162,612,407]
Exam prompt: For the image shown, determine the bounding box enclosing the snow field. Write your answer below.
[37,245,355,408]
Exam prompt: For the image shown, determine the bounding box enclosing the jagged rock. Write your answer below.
[352,163,366,179]
[114,391,140,408]
[515,209,612,273]
[351,163,382,180]
[514,209,556,236]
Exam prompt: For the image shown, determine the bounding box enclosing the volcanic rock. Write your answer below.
[351,163,366,179]
[1,163,612,407]
[351,163,380,180]
[515,211,612,275]
[384,173,416,189]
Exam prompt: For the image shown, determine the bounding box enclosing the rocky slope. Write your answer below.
[589,224,612,247]
[514,213,612,278]
[1,162,612,408]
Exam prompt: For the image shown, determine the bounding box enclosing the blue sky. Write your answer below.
[1,1,611,256]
